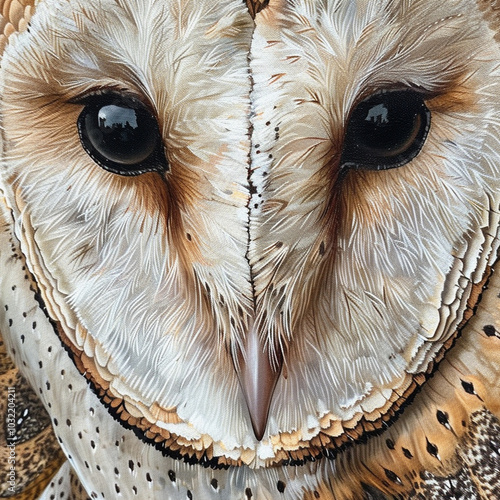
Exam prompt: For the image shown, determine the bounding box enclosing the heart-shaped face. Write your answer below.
[1,0,500,498]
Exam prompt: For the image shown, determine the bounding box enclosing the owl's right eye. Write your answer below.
[77,93,168,176]
[340,90,431,171]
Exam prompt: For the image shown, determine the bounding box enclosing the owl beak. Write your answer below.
[234,321,283,441]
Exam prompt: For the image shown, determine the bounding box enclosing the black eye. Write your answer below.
[340,90,431,170]
[77,93,168,176]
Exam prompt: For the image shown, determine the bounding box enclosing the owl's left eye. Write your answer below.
[77,93,168,176]
[340,90,431,170]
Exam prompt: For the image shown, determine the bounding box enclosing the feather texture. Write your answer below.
[0,0,499,498]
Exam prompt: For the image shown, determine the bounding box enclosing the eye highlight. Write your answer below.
[77,93,168,176]
[340,90,431,171]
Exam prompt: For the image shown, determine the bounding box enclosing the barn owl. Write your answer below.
[0,0,500,498]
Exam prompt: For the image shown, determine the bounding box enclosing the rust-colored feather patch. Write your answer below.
[0,0,37,54]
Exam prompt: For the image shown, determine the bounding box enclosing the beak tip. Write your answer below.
[253,426,266,442]
[248,402,269,441]
[232,321,284,442]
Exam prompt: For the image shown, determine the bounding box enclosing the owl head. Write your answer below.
[1,0,499,472]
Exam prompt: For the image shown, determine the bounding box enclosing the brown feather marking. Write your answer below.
[245,0,269,19]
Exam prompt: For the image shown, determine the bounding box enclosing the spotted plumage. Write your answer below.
[0,0,499,498]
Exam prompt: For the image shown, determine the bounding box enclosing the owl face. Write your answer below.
[0,0,499,472]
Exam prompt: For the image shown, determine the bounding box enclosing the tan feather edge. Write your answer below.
[0,0,37,54]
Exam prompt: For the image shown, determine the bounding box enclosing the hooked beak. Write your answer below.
[232,320,283,441]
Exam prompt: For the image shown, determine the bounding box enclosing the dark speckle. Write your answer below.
[277,480,286,493]
[384,468,402,485]
[426,438,440,459]
[386,438,395,450]
[402,447,413,459]
[483,324,497,337]
[168,470,176,482]
[187,491,193,500]
[436,410,450,429]
[461,379,482,400]
[245,488,253,498]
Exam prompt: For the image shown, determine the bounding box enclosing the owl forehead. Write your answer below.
[5,0,488,122]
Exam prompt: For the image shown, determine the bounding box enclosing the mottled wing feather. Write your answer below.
[0,330,65,498]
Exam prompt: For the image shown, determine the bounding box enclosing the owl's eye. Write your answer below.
[340,90,431,170]
[77,93,167,176]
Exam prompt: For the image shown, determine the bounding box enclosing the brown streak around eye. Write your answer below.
[426,84,479,115]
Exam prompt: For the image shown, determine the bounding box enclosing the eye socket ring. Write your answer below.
[77,92,168,176]
[340,89,431,171]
